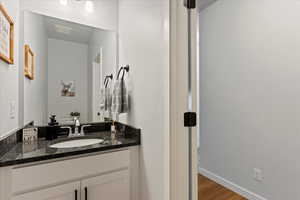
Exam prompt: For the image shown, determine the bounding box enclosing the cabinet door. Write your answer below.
[12,181,80,200]
[81,169,129,200]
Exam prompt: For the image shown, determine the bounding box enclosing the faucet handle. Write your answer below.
[80,125,91,135]
[61,126,73,137]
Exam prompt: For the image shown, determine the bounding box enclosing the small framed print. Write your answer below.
[24,44,34,80]
[0,3,14,64]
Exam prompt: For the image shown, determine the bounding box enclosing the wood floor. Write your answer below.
[198,174,247,200]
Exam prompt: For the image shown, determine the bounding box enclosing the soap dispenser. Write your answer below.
[47,115,59,140]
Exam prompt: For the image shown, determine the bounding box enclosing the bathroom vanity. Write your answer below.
[0,123,140,200]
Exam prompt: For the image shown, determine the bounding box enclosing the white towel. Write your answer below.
[99,87,112,115]
[112,78,129,114]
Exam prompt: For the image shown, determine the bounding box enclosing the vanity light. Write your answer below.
[85,0,94,13]
[60,0,68,6]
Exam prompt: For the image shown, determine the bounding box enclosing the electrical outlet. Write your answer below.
[253,168,263,182]
[9,100,16,119]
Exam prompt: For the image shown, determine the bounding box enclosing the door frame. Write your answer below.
[92,47,103,122]
[170,0,199,200]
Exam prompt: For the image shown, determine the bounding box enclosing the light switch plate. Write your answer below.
[9,100,16,119]
[253,168,263,182]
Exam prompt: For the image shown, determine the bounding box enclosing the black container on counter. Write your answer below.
[47,115,59,140]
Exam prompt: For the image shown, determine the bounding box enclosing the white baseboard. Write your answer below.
[199,168,267,200]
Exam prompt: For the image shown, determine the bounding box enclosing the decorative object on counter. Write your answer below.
[48,115,59,126]
[112,65,130,114]
[47,115,59,140]
[22,127,38,143]
[22,127,38,153]
[0,3,14,64]
[24,44,35,80]
[61,80,75,96]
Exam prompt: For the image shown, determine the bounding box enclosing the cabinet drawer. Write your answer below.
[12,150,130,194]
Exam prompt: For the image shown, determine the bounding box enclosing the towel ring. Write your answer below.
[117,65,130,80]
[104,74,113,88]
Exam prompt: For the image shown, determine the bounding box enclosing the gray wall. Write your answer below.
[0,0,20,138]
[118,0,169,199]
[87,29,117,121]
[23,12,48,126]
[199,0,300,199]
[48,39,88,123]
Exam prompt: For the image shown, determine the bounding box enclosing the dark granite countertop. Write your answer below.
[0,131,140,167]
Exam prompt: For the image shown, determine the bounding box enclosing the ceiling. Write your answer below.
[198,0,219,12]
[45,16,95,44]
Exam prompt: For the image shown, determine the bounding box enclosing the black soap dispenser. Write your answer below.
[47,115,59,140]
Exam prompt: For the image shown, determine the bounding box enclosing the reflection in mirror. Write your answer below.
[23,11,117,126]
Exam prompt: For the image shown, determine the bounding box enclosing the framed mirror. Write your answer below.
[22,11,118,126]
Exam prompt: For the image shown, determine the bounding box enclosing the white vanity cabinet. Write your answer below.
[12,170,129,200]
[81,170,129,200]
[12,181,81,200]
[0,147,139,200]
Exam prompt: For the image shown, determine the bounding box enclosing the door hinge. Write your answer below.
[184,112,197,127]
[184,0,196,9]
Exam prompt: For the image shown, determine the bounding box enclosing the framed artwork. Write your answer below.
[24,44,35,80]
[0,3,14,64]
[61,81,76,97]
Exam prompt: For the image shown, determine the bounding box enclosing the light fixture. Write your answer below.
[59,0,68,6]
[54,24,72,35]
[85,0,94,13]
[60,0,94,13]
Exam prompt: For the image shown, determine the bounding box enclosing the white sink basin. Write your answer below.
[49,138,104,148]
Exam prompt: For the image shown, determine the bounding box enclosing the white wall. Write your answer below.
[48,39,88,123]
[118,0,169,199]
[87,29,117,121]
[23,11,48,126]
[199,0,300,199]
[20,0,118,31]
[0,0,19,138]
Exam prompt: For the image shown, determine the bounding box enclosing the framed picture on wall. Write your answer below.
[24,44,35,80]
[0,3,14,64]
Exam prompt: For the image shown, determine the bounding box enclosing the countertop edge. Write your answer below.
[0,141,140,168]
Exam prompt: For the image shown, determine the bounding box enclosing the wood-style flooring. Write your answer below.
[198,174,247,200]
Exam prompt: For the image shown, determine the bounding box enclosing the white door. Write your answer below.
[81,170,130,200]
[12,182,80,200]
[92,48,103,122]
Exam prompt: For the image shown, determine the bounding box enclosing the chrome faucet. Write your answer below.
[61,118,92,138]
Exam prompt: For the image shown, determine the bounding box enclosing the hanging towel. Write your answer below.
[99,88,105,113]
[99,86,112,116]
[112,77,129,114]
